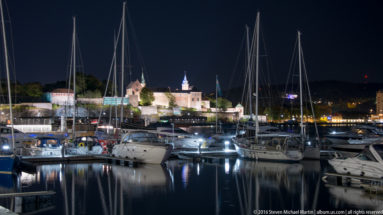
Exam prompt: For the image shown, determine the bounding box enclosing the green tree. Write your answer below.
[209,97,232,111]
[165,91,176,108]
[23,82,43,98]
[140,87,154,106]
[78,90,102,98]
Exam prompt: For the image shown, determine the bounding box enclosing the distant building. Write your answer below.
[377,90,383,115]
[50,88,74,105]
[126,72,205,110]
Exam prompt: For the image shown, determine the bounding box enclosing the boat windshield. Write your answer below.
[36,138,60,148]
[123,132,159,143]
[373,144,383,160]
[74,136,100,147]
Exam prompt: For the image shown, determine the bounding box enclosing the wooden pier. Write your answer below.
[21,155,142,167]
[22,155,105,164]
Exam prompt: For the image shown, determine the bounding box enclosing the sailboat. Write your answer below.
[233,12,304,162]
[0,0,20,173]
[292,31,320,159]
[64,17,102,155]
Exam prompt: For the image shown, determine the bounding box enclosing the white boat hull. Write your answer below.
[329,158,383,179]
[234,144,303,162]
[112,143,172,164]
[27,147,62,157]
[66,146,103,155]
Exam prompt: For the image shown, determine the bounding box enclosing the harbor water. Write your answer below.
[0,124,382,214]
[0,159,381,214]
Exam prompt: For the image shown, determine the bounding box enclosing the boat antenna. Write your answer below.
[0,0,14,152]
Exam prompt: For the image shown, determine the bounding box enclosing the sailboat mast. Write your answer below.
[120,2,126,127]
[298,31,304,140]
[72,17,76,139]
[254,12,260,138]
[245,25,252,119]
[215,75,218,133]
[114,33,118,131]
[0,0,15,151]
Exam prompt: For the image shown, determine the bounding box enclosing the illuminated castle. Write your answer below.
[126,72,204,110]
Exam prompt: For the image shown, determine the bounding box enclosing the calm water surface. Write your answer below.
[0,158,381,215]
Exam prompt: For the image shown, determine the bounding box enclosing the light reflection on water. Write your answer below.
[0,159,381,214]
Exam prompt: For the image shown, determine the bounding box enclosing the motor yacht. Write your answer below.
[328,144,383,178]
[325,126,383,145]
[112,131,173,164]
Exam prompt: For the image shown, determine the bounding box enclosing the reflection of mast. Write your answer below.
[96,174,108,215]
[63,165,69,215]
[72,172,75,215]
[215,166,219,215]
[120,181,123,215]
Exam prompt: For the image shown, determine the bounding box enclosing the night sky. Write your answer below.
[5,0,383,92]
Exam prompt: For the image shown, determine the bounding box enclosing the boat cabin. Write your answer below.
[35,137,61,148]
[74,136,101,147]
[120,131,160,144]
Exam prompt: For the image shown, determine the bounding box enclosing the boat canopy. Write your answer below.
[122,132,159,143]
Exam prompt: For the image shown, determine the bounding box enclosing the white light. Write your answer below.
[307,141,311,146]
[331,131,337,134]
[2,145,10,150]
[194,132,198,135]
[198,138,203,142]
[224,140,230,146]
[225,159,230,174]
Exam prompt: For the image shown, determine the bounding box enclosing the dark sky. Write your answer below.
[5,0,383,92]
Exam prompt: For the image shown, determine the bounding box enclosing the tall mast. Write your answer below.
[0,0,14,151]
[72,17,76,139]
[245,25,252,120]
[215,75,218,133]
[298,31,304,140]
[120,2,126,127]
[114,32,118,131]
[254,12,260,139]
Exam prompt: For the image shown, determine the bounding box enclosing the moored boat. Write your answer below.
[328,144,383,178]
[25,137,62,157]
[66,136,103,155]
[112,131,172,164]
[234,134,303,161]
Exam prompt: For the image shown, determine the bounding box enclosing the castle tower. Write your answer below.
[182,71,189,91]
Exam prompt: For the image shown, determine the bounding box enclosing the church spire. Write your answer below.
[141,69,146,87]
[182,71,189,91]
